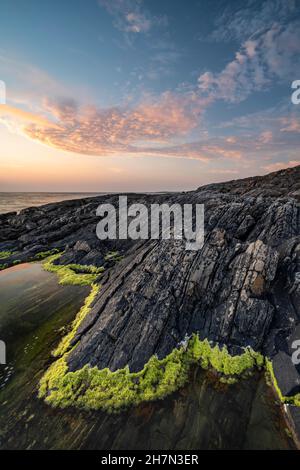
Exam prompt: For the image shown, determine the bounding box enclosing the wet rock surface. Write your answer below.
[0,263,293,449]
[1,167,300,408]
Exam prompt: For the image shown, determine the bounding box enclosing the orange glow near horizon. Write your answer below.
[0,1,300,192]
[0,126,231,192]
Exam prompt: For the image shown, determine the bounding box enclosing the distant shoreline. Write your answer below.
[0,191,175,215]
[0,192,104,215]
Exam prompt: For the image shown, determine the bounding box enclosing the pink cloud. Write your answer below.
[263,160,300,173]
[259,131,273,144]
[23,92,207,157]
[280,117,300,133]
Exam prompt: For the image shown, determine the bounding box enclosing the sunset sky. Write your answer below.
[0,0,300,192]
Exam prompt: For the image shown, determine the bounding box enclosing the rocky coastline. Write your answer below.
[0,165,300,442]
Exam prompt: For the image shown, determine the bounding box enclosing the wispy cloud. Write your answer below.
[280,116,300,133]
[217,103,300,142]
[1,0,299,178]
[2,82,299,168]
[198,40,268,103]
[140,140,243,161]
[99,0,166,34]
[210,0,297,43]
[198,19,300,103]
[0,104,59,129]
[0,54,67,106]
[129,43,182,83]
[198,0,300,105]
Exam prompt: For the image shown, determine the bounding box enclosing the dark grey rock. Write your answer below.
[273,351,300,396]
[0,165,300,394]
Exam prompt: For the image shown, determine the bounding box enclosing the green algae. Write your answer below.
[42,253,104,286]
[39,252,103,356]
[39,334,265,413]
[34,248,61,260]
[266,359,300,407]
[37,252,282,414]
[0,251,14,259]
[38,249,266,413]
[52,284,100,357]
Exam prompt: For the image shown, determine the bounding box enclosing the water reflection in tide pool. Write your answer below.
[0,263,295,450]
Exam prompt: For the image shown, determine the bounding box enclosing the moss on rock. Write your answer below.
[266,359,300,406]
[53,284,100,357]
[38,253,266,413]
[0,250,14,259]
[34,248,61,260]
[39,334,265,413]
[42,253,104,286]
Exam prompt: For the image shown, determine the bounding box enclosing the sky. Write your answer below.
[0,0,300,192]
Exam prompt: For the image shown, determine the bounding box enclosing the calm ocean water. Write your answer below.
[0,192,102,214]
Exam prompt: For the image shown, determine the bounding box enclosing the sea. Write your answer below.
[0,192,103,215]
